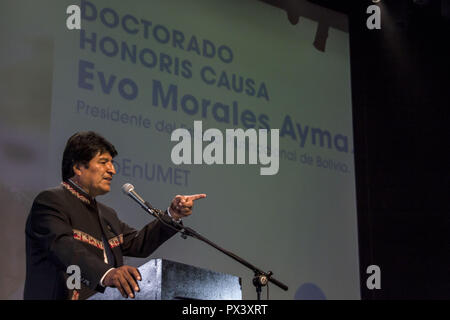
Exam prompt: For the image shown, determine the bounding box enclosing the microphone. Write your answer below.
[121,183,160,217]
[121,183,181,230]
[121,183,146,207]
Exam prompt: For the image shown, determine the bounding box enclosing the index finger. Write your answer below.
[186,194,207,201]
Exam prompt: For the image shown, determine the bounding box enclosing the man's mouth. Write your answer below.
[103,177,112,181]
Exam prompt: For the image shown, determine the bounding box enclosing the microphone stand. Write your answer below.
[140,201,289,300]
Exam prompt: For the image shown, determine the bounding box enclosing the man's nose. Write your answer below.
[107,162,116,175]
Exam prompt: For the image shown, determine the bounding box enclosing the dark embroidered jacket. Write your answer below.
[24,180,177,300]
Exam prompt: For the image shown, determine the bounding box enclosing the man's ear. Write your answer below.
[72,163,83,176]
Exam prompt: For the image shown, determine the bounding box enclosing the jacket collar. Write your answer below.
[61,179,96,206]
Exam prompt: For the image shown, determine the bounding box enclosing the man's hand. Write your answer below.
[169,194,206,221]
[103,265,141,299]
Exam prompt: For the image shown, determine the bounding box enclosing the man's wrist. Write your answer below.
[100,268,115,287]
[167,207,182,222]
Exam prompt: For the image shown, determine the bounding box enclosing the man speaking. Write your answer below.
[24,131,206,300]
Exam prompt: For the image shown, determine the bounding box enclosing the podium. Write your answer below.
[89,259,242,300]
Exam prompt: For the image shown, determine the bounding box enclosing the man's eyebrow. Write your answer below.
[98,157,112,161]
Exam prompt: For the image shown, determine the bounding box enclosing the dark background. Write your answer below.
[331,0,449,299]
[349,0,450,299]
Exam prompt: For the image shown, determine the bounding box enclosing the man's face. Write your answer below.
[74,152,116,197]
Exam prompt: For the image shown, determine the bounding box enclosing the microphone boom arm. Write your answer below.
[180,225,289,294]
[122,184,288,298]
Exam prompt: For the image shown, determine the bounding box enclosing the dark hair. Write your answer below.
[62,131,118,181]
